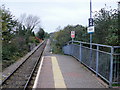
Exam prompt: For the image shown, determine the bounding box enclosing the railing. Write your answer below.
[63,41,120,87]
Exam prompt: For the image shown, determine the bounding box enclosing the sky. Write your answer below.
[0,0,119,33]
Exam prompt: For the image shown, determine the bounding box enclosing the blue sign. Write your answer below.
[88,18,94,26]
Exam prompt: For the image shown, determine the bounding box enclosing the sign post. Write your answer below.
[88,0,94,67]
[71,31,75,44]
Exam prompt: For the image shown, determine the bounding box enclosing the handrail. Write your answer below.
[63,40,120,88]
[68,40,113,48]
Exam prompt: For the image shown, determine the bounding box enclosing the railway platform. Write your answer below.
[33,40,108,88]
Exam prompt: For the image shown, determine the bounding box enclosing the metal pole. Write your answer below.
[80,42,82,62]
[90,34,92,48]
[72,38,73,44]
[96,45,99,76]
[109,47,114,88]
[90,0,92,18]
[90,0,92,46]
[89,0,93,67]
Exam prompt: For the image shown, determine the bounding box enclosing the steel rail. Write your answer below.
[1,41,46,88]
[24,40,46,90]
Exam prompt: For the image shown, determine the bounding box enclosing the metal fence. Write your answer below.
[63,41,120,87]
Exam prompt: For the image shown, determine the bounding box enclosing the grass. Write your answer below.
[112,84,120,87]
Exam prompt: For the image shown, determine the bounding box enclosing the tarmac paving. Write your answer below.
[33,39,107,88]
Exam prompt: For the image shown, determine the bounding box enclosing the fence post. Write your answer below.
[96,45,99,76]
[109,46,114,88]
[79,42,82,62]
[71,44,73,55]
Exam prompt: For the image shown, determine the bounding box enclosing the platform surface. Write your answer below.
[33,40,107,88]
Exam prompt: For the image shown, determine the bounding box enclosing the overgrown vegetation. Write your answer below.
[1,5,48,70]
[93,7,119,45]
[51,5,119,54]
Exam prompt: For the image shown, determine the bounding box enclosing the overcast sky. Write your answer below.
[1,0,119,33]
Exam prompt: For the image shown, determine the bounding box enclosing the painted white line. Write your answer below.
[32,56,44,89]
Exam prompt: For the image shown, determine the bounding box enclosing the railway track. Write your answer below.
[1,40,47,89]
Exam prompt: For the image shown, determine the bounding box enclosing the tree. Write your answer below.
[93,6,118,45]
[1,5,19,62]
[1,5,40,69]
[36,28,45,40]
[44,32,50,39]
[1,5,18,43]
[118,2,120,45]
[19,14,40,31]
[51,25,87,53]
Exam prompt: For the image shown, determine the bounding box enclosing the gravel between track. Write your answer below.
[1,42,45,88]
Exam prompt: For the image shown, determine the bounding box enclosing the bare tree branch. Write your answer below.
[19,14,40,31]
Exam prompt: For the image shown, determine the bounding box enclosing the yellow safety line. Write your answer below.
[51,56,66,88]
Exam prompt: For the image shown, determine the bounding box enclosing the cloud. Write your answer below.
[1,0,119,3]
[1,0,118,33]
[1,0,87,3]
